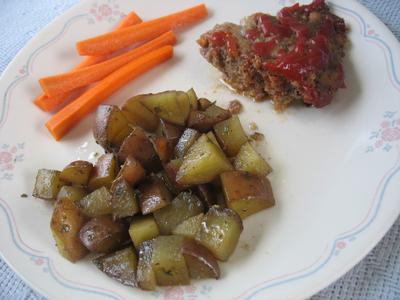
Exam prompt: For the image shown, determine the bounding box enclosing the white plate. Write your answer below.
[1,0,400,299]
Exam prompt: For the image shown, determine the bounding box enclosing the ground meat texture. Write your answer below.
[198,0,347,111]
[228,100,243,114]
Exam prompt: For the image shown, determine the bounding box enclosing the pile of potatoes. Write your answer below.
[32,89,275,290]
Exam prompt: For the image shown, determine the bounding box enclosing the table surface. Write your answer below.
[1,0,399,299]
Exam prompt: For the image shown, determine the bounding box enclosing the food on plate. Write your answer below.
[198,0,347,111]
[32,88,275,290]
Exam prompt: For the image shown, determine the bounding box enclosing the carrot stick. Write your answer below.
[46,45,173,141]
[40,31,176,97]
[77,4,207,56]
[34,11,142,112]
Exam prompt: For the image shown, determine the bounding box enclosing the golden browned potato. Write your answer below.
[187,104,231,133]
[118,155,146,186]
[140,91,190,126]
[153,136,174,163]
[182,238,220,279]
[59,160,93,186]
[153,191,204,234]
[196,205,243,261]
[206,131,222,149]
[195,184,217,209]
[137,240,156,290]
[138,177,172,214]
[79,216,128,253]
[151,236,190,286]
[56,186,87,202]
[162,158,188,193]
[174,128,200,158]
[50,189,88,262]
[176,134,233,185]
[186,88,198,111]
[198,98,213,110]
[156,119,184,147]
[88,154,119,191]
[33,169,65,200]
[220,171,275,219]
[214,115,248,157]
[121,96,159,132]
[93,246,138,287]
[117,127,158,170]
[128,215,159,248]
[172,213,204,240]
[110,176,139,219]
[78,186,113,217]
[234,142,272,176]
[93,105,132,152]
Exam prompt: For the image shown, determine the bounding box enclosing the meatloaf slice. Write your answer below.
[198,0,347,111]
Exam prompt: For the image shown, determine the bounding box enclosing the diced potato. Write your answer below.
[118,156,146,186]
[117,127,158,170]
[214,115,248,157]
[93,105,132,152]
[137,240,156,291]
[220,171,275,219]
[110,177,139,219]
[174,128,200,158]
[196,206,243,261]
[234,142,272,176]
[153,136,174,163]
[79,216,128,253]
[33,169,65,200]
[153,191,204,234]
[78,186,113,217]
[88,154,118,191]
[140,91,190,126]
[198,98,213,110]
[129,215,159,248]
[186,88,198,111]
[182,238,220,279]
[56,186,87,203]
[194,184,217,208]
[93,246,138,287]
[172,213,204,240]
[206,131,222,149]
[151,236,190,286]
[156,119,184,147]
[121,96,159,132]
[51,194,88,262]
[187,104,231,132]
[59,160,93,186]
[162,159,188,193]
[138,177,172,214]
[176,134,233,185]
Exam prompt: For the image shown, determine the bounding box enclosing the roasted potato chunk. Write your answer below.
[88,154,118,191]
[56,186,87,202]
[118,156,146,186]
[137,240,156,290]
[33,169,64,200]
[153,136,174,163]
[121,96,159,132]
[172,213,204,240]
[206,131,222,149]
[51,190,88,262]
[221,171,275,219]
[79,216,128,253]
[110,176,139,219]
[129,215,159,248]
[176,134,233,185]
[187,104,231,132]
[151,236,190,286]
[162,159,188,193]
[93,246,138,287]
[186,88,198,111]
[234,142,272,176]
[174,128,200,158]
[141,91,190,126]
[59,160,93,186]
[214,115,248,157]
[182,238,220,279]
[156,119,184,147]
[196,206,243,261]
[78,186,113,217]
[153,191,204,234]
[198,98,213,110]
[138,177,172,215]
[195,184,217,209]
[93,105,132,152]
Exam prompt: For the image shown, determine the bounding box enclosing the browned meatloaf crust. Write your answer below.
[198,0,347,111]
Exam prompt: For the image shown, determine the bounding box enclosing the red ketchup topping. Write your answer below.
[209,31,239,57]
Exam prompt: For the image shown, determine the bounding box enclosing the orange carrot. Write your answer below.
[40,31,176,97]
[46,45,173,141]
[34,11,142,112]
[77,4,208,56]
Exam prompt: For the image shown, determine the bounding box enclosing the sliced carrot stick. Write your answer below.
[46,45,173,141]
[34,11,142,112]
[40,31,176,97]
[77,4,208,56]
